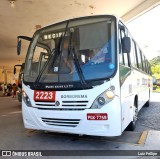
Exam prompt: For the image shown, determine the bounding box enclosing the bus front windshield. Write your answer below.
[24,16,116,85]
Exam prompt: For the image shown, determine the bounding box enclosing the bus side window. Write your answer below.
[31,46,48,75]
[133,41,139,68]
[119,30,124,65]
[146,60,150,74]
[142,54,146,72]
[136,46,143,70]
[119,26,129,67]
[130,39,137,67]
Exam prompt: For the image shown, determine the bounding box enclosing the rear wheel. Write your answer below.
[145,100,150,107]
[144,90,150,107]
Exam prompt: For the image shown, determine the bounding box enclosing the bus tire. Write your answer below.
[144,90,150,107]
[127,99,138,131]
[145,100,150,107]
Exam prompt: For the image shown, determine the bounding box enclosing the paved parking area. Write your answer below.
[0,93,160,159]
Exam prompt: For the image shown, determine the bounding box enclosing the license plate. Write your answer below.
[34,90,56,102]
[87,113,108,120]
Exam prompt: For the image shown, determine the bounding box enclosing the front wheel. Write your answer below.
[127,106,138,131]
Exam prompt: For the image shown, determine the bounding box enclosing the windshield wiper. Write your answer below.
[58,21,86,88]
[34,49,56,86]
[35,21,86,89]
[35,21,69,87]
[56,21,86,88]
[68,32,86,88]
[34,30,66,86]
[58,21,69,82]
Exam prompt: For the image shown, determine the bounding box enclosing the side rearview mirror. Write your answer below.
[122,37,131,53]
[22,63,25,69]
[17,36,32,55]
[17,39,22,55]
[14,67,16,74]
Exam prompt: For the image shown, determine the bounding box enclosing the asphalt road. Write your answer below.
[0,92,160,159]
[135,92,160,132]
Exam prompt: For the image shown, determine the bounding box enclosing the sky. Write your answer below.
[127,5,160,60]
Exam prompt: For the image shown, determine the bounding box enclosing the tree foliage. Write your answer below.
[150,56,160,79]
[150,56,160,66]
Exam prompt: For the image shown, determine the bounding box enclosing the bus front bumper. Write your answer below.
[22,96,122,137]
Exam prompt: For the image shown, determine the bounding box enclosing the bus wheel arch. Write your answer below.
[127,95,138,131]
[145,89,150,107]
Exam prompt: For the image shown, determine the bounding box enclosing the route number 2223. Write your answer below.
[34,90,56,101]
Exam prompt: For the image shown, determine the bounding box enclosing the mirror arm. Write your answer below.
[17,36,32,42]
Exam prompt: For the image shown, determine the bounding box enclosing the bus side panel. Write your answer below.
[120,68,135,131]
[133,70,150,111]
[120,67,150,131]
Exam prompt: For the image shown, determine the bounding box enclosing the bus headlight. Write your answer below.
[90,88,115,109]
[22,92,32,107]
[105,90,115,99]
[97,97,105,105]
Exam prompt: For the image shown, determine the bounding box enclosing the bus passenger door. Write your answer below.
[119,24,135,131]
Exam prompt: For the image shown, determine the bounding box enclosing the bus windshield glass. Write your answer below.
[24,16,116,84]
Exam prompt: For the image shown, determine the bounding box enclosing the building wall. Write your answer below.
[0,69,5,84]
[0,69,18,84]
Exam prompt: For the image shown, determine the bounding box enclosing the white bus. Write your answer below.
[17,15,152,136]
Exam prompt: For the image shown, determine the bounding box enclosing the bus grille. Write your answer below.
[62,101,88,107]
[41,117,80,127]
[35,100,89,110]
